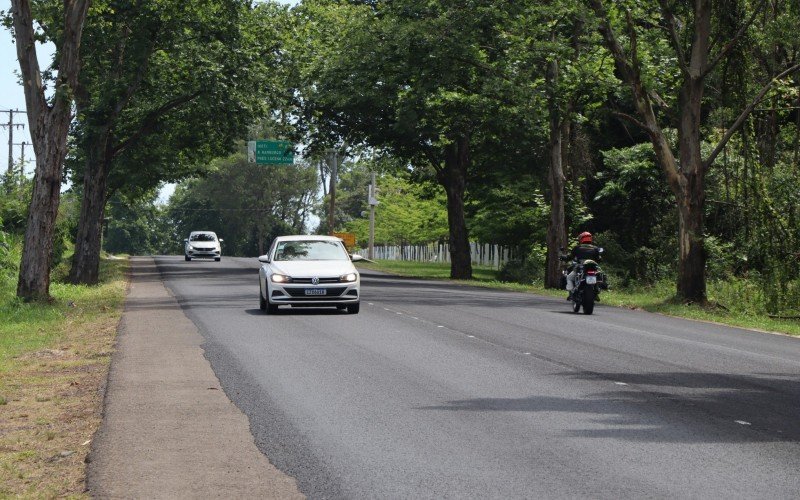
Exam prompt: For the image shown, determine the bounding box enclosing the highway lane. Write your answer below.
[154,255,800,499]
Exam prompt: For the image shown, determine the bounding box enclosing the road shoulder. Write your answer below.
[86,256,302,499]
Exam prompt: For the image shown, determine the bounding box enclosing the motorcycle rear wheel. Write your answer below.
[583,286,595,315]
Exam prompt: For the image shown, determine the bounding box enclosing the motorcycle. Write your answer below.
[561,249,607,315]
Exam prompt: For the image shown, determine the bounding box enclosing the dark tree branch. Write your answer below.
[702,0,766,78]
[111,91,202,156]
[612,110,650,132]
[422,147,442,173]
[658,0,689,75]
[704,62,800,170]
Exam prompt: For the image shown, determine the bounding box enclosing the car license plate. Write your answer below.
[305,288,326,295]
[586,276,597,284]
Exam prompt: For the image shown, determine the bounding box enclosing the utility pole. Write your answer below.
[368,172,378,260]
[19,141,26,176]
[1,109,27,176]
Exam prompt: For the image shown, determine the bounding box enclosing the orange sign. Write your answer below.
[334,232,357,249]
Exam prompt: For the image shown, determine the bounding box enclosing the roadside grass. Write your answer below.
[0,257,128,498]
[356,260,800,337]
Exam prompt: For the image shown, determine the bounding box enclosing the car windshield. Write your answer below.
[190,234,216,242]
[274,241,349,261]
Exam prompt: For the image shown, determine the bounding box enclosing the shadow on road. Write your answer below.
[417,370,800,443]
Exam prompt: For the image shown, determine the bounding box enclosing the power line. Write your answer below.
[1,109,27,176]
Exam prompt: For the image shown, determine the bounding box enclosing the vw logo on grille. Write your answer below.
[311,277,320,285]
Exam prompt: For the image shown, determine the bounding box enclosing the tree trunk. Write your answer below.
[676,193,706,301]
[674,71,708,303]
[69,133,112,285]
[17,131,67,300]
[544,54,568,288]
[437,137,472,280]
[12,0,90,301]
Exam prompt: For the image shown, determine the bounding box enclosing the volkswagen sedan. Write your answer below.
[258,235,363,314]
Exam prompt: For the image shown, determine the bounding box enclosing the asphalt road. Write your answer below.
[155,255,800,499]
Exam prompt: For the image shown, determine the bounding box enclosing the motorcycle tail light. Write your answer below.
[586,270,597,275]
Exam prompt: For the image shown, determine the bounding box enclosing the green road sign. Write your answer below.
[247,140,294,165]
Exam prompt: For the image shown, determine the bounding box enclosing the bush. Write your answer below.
[498,244,546,284]
[0,194,28,233]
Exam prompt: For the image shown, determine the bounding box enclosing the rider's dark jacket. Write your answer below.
[569,243,601,262]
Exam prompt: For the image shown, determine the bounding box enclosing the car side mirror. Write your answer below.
[258,255,271,263]
[350,254,365,262]
[598,247,604,253]
[219,239,224,243]
[183,238,188,243]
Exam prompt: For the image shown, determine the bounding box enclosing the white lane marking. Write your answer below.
[735,420,751,426]
[368,302,374,305]
[411,317,418,320]
[614,382,628,386]
[396,312,403,315]
[523,352,531,355]
[467,335,475,338]
[437,325,444,328]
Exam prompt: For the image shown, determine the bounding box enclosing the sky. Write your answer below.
[0,0,298,203]
[0,0,44,179]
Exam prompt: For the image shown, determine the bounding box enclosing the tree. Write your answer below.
[168,151,318,257]
[67,0,284,284]
[7,0,89,301]
[295,0,524,279]
[344,173,448,246]
[505,1,613,287]
[587,0,800,302]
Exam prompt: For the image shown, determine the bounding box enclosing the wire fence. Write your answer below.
[366,242,515,269]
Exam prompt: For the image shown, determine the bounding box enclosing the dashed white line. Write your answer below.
[437,325,444,328]
[735,420,751,426]
[467,335,475,338]
[614,382,628,386]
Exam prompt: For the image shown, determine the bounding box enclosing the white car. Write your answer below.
[258,235,363,314]
[184,231,223,261]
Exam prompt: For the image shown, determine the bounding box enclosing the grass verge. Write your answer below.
[356,260,800,337]
[0,257,128,498]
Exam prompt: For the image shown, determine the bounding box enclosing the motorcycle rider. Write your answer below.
[563,231,602,300]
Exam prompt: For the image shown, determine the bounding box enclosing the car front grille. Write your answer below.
[284,286,347,297]
[290,277,341,284]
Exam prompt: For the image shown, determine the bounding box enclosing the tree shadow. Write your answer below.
[416,370,800,443]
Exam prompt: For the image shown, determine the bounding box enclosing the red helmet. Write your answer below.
[578,231,593,244]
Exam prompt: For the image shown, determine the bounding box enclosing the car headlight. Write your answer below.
[186,244,194,250]
[340,272,358,283]
[271,274,292,283]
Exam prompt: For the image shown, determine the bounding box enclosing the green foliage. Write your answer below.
[0,221,19,292]
[468,179,548,248]
[167,149,318,256]
[497,244,547,285]
[590,142,676,284]
[103,192,173,255]
[344,173,448,246]
[0,175,32,234]
[66,0,289,198]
